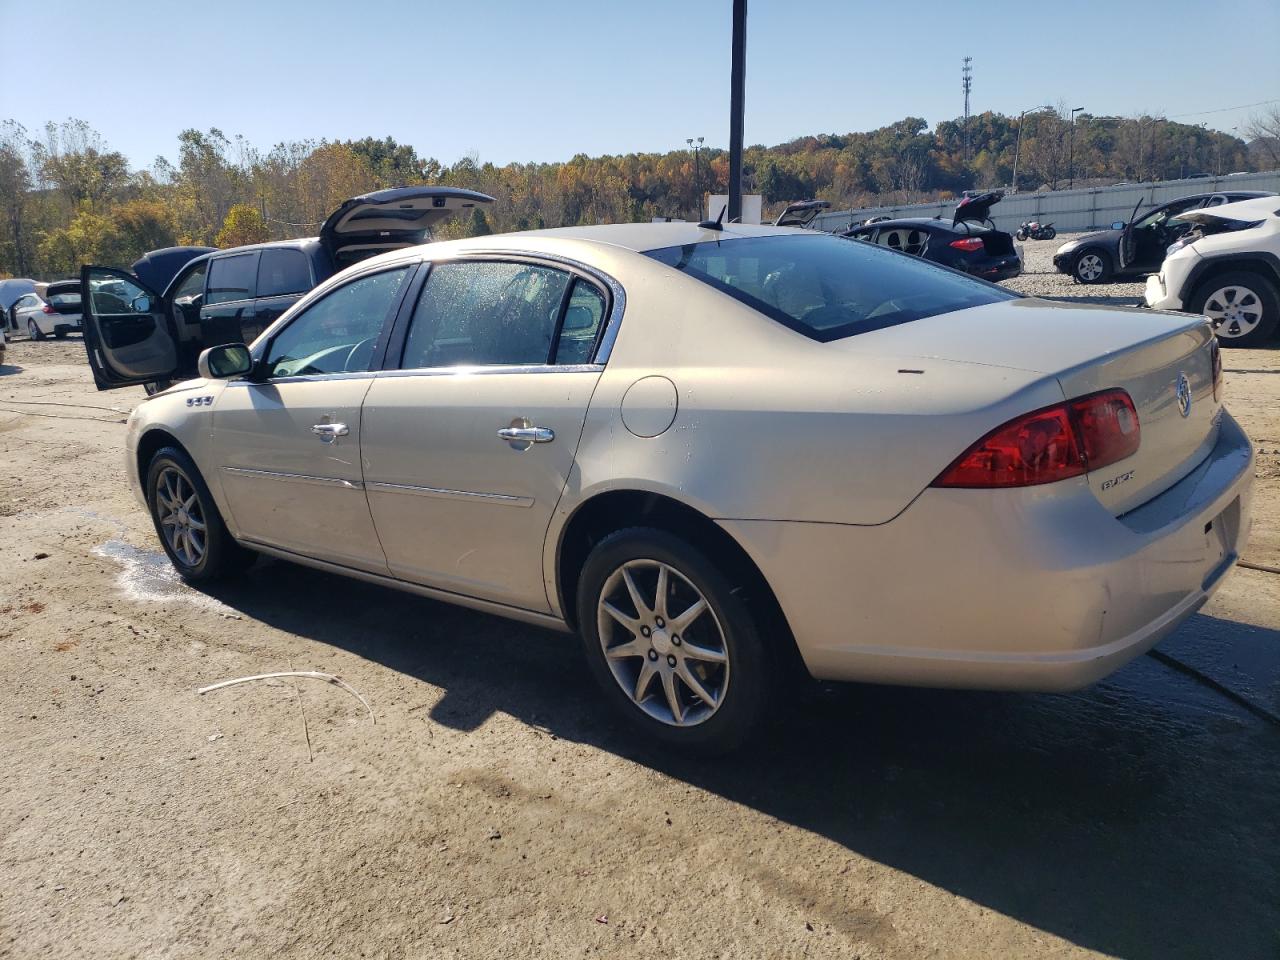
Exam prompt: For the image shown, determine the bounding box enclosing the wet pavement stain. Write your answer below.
[93,539,232,611]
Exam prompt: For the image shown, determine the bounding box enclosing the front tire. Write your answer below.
[146,446,255,583]
[1190,271,1280,348]
[28,319,44,341]
[577,527,772,754]
[1073,249,1112,284]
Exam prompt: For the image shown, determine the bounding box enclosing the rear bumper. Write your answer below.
[966,256,1022,282]
[720,412,1254,691]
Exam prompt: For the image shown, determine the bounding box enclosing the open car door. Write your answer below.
[80,266,178,391]
[319,186,495,270]
[1117,197,1144,271]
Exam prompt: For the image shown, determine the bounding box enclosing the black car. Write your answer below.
[842,192,1022,282]
[1052,190,1275,284]
[81,186,493,392]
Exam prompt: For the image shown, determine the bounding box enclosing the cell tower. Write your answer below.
[962,57,973,163]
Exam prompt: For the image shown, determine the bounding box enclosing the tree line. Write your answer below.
[0,110,1262,281]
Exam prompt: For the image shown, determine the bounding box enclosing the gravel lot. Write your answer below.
[1,270,1278,959]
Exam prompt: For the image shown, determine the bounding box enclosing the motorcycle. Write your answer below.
[1015,220,1056,241]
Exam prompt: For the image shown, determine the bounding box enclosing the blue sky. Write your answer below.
[2,0,1277,169]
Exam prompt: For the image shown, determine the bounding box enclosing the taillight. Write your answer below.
[1210,338,1222,402]
[949,237,984,252]
[41,304,57,314]
[932,389,1140,489]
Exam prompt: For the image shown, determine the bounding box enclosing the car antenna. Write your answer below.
[697,204,727,231]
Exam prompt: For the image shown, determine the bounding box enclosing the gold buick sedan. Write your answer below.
[80,221,1253,751]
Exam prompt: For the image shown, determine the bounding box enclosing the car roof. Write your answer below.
[477,221,801,252]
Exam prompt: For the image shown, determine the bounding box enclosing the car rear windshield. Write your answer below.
[644,233,1018,341]
[47,291,81,308]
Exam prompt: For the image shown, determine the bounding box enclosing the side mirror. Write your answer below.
[1111,221,1126,231]
[197,342,253,380]
[130,294,153,313]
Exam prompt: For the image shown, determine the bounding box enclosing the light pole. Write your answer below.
[686,136,704,219]
[1011,104,1053,193]
[1068,106,1084,188]
[727,0,746,222]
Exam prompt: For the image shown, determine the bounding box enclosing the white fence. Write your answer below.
[809,170,1280,234]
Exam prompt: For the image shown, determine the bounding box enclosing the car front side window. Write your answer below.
[264,266,411,378]
[400,260,574,369]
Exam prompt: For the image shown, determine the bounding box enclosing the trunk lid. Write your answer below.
[774,199,830,228]
[952,190,1003,226]
[838,297,1221,513]
[319,186,495,269]
[44,282,82,315]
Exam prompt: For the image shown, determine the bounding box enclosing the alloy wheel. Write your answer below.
[1076,253,1104,282]
[155,466,207,567]
[1202,285,1263,340]
[596,558,730,727]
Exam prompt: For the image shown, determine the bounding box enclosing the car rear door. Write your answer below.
[252,247,315,335]
[79,266,179,390]
[200,252,260,347]
[359,257,611,612]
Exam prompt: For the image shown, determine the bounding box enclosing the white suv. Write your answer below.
[1145,196,1280,347]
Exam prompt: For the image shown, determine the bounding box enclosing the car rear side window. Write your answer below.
[206,253,258,305]
[645,233,1017,341]
[256,249,312,298]
[400,261,573,368]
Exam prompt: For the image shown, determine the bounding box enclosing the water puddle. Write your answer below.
[93,539,233,612]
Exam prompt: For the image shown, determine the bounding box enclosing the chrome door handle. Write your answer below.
[497,426,555,443]
[498,418,555,451]
[311,422,349,443]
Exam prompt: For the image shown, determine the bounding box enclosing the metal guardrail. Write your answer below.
[809,170,1280,234]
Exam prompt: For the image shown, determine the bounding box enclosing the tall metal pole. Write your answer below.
[727,0,747,222]
[1068,107,1083,189]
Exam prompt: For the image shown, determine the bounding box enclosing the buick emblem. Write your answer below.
[1175,372,1192,418]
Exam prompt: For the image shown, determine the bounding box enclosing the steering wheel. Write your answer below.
[344,337,378,372]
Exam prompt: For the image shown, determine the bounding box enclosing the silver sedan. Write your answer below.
[82,222,1254,751]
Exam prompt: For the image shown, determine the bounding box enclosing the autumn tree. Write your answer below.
[215,204,268,248]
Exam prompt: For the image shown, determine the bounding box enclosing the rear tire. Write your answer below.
[1073,249,1113,284]
[1043,227,1056,240]
[28,319,44,341]
[146,446,255,584]
[144,379,173,396]
[576,527,772,754]
[54,329,67,340]
[1189,271,1280,348]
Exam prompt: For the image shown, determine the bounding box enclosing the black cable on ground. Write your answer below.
[1146,649,1280,729]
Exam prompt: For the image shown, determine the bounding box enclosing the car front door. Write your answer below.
[360,258,612,612]
[210,263,417,573]
[79,267,179,389]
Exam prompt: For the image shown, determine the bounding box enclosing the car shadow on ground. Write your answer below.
[201,557,1280,960]
[0,363,23,375]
